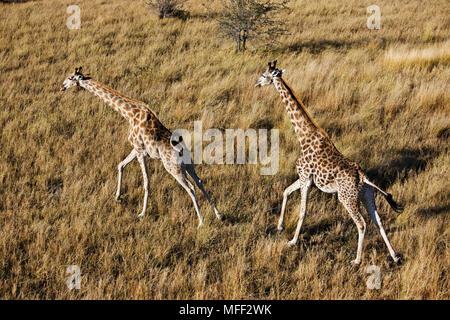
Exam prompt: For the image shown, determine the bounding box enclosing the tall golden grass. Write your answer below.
[0,0,448,299]
[384,40,450,69]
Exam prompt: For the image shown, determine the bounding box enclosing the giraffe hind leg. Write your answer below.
[362,185,401,263]
[166,164,204,228]
[185,164,223,221]
[339,193,366,265]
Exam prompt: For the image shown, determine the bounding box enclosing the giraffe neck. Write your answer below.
[79,79,137,120]
[273,77,330,147]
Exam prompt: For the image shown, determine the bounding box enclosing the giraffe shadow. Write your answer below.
[221,209,253,226]
[249,117,276,130]
[219,212,235,225]
[415,204,450,217]
[365,146,439,190]
[302,220,336,240]
[265,224,280,237]
[171,10,190,21]
[117,194,162,221]
[278,39,368,55]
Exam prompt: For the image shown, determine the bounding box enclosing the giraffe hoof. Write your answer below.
[394,253,404,265]
[277,225,284,232]
[350,259,361,266]
[287,240,296,247]
[216,213,225,221]
[387,253,403,266]
[115,196,122,203]
[137,212,145,218]
[197,222,204,229]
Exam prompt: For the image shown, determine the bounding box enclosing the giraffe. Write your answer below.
[255,61,403,265]
[60,67,223,227]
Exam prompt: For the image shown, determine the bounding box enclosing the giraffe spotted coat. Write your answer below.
[255,61,403,265]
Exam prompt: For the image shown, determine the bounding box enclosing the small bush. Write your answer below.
[145,0,187,19]
[212,0,289,51]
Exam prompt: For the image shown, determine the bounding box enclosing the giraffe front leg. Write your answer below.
[137,154,150,218]
[288,179,311,247]
[278,179,301,231]
[116,149,138,202]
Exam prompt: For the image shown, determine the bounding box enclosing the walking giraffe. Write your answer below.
[255,61,403,265]
[60,67,223,227]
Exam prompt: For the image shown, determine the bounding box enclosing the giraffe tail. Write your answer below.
[363,177,404,213]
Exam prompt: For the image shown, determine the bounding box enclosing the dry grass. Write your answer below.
[0,0,449,299]
[385,40,450,69]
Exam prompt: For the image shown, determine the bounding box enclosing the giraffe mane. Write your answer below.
[89,78,148,107]
[281,78,335,145]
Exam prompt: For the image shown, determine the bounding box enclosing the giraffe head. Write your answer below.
[255,60,284,87]
[60,67,90,91]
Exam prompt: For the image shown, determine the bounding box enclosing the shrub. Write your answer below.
[214,0,289,51]
[145,0,187,19]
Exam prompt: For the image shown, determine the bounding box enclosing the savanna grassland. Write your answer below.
[0,0,449,299]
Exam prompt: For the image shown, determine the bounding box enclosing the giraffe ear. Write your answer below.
[273,60,277,68]
[271,69,284,77]
[268,61,272,68]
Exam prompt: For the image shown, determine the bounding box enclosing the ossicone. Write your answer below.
[268,60,278,69]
